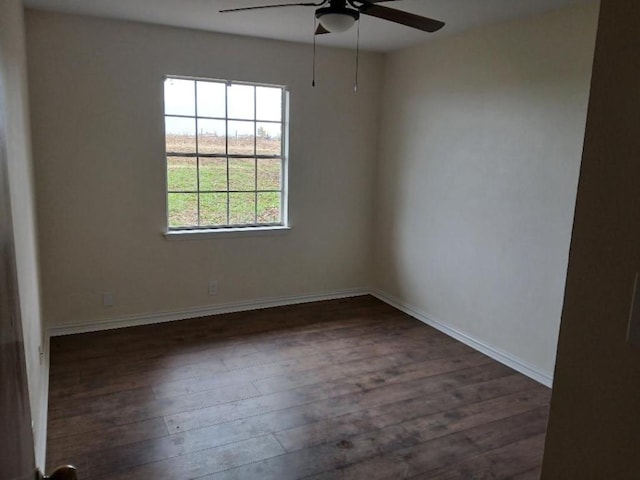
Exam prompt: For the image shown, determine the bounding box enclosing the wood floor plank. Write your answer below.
[49,347,490,439]
[47,382,260,439]
[48,353,233,400]
[150,327,443,400]
[274,373,540,453]
[49,315,430,404]
[302,408,548,480]
[74,367,520,476]
[50,297,395,364]
[48,356,230,403]
[48,386,157,421]
[46,296,550,479]
[421,434,546,479]
[249,342,480,396]
[46,418,169,470]
[163,362,512,434]
[405,408,549,478]
[70,312,398,376]
[100,435,285,480]
[223,320,446,370]
[200,400,547,480]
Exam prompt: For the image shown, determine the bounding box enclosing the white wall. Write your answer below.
[374,3,599,381]
[0,0,48,468]
[25,11,382,329]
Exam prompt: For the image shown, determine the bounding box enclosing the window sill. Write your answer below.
[164,226,291,241]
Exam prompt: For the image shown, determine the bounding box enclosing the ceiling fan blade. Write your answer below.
[315,24,330,35]
[220,2,324,13]
[358,4,445,32]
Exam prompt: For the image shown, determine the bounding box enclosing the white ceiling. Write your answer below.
[22,0,593,52]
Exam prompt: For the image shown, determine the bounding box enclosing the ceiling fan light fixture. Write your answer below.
[316,6,359,33]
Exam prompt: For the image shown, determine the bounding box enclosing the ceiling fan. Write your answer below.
[220,0,445,35]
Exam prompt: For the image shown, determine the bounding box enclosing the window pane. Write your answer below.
[229,158,255,192]
[197,81,225,118]
[257,192,281,224]
[256,86,282,121]
[164,78,195,116]
[200,158,227,191]
[166,117,196,153]
[200,193,227,226]
[198,119,226,155]
[227,84,254,120]
[165,77,287,230]
[256,122,281,156]
[229,192,256,225]
[167,157,196,192]
[168,193,197,228]
[228,121,255,155]
[257,158,281,191]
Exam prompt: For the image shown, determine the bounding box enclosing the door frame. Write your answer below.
[0,48,37,480]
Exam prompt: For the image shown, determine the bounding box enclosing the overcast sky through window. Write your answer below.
[164,78,282,138]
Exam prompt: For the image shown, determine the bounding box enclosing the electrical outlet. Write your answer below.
[208,280,218,296]
[627,273,640,348]
[103,292,115,307]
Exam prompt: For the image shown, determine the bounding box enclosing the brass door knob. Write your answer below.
[36,465,78,480]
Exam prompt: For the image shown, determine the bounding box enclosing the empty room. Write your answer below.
[2,0,640,479]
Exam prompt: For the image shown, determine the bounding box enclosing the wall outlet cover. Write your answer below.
[103,292,115,307]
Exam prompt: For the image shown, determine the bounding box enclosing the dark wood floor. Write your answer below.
[46,296,550,479]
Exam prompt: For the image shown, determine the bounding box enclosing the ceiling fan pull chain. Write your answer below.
[354,18,360,93]
[312,14,317,87]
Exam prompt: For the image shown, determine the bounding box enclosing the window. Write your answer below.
[164,76,288,231]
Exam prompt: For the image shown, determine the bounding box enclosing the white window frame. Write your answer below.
[163,75,290,238]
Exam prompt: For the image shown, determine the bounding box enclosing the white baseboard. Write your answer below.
[48,288,369,337]
[371,289,554,388]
